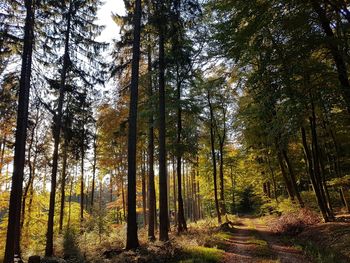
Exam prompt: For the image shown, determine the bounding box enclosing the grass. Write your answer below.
[179,246,225,263]
[293,240,348,263]
[247,236,273,258]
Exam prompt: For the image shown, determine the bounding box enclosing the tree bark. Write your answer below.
[207,91,221,224]
[282,150,304,207]
[90,133,97,211]
[176,70,187,232]
[4,0,35,260]
[45,0,72,256]
[126,0,142,249]
[59,136,68,234]
[301,126,329,222]
[141,150,147,227]
[276,148,295,201]
[147,42,156,241]
[158,11,169,241]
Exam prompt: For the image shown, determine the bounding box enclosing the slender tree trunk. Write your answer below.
[282,150,304,207]
[59,137,68,234]
[172,157,177,225]
[91,133,97,211]
[301,127,329,222]
[218,141,226,216]
[207,91,221,224]
[21,114,37,231]
[158,12,169,241]
[276,148,295,201]
[121,174,126,221]
[176,75,187,232]
[309,103,333,220]
[80,113,86,229]
[340,187,350,213]
[45,1,72,256]
[147,42,156,241]
[266,155,278,203]
[319,147,334,215]
[0,136,6,177]
[229,166,236,214]
[67,178,73,230]
[141,150,147,227]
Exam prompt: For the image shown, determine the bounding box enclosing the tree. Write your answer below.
[3,0,36,261]
[126,0,142,250]
[157,1,169,241]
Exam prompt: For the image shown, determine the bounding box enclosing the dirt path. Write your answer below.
[222,217,313,263]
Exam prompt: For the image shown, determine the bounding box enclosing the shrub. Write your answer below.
[270,208,321,236]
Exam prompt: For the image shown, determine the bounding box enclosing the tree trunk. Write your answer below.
[21,113,38,231]
[45,1,72,256]
[282,150,304,207]
[301,126,329,222]
[67,178,73,229]
[158,12,169,241]
[59,136,68,234]
[309,102,333,220]
[218,141,226,216]
[266,155,278,203]
[172,157,177,225]
[276,148,295,201]
[340,187,350,213]
[207,91,221,224]
[4,0,35,261]
[90,133,97,211]
[176,73,187,232]
[147,42,156,241]
[125,0,142,248]
[141,150,147,227]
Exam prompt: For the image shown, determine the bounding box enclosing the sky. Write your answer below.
[97,0,126,43]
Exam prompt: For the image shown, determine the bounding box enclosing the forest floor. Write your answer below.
[221,216,312,263]
[43,214,350,263]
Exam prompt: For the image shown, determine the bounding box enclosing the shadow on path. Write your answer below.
[222,217,313,263]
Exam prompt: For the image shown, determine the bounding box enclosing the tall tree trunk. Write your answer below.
[176,73,187,232]
[90,133,97,211]
[45,1,72,256]
[301,127,329,222]
[59,136,68,234]
[309,102,333,220]
[218,141,226,216]
[229,166,236,214]
[207,91,221,224]
[141,150,147,227]
[67,178,74,229]
[125,0,142,249]
[340,187,350,213]
[276,148,295,201]
[4,0,35,260]
[20,111,38,231]
[172,157,177,225]
[121,173,126,221]
[282,150,304,207]
[80,127,85,230]
[266,155,278,203]
[158,11,169,241]
[147,42,156,241]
